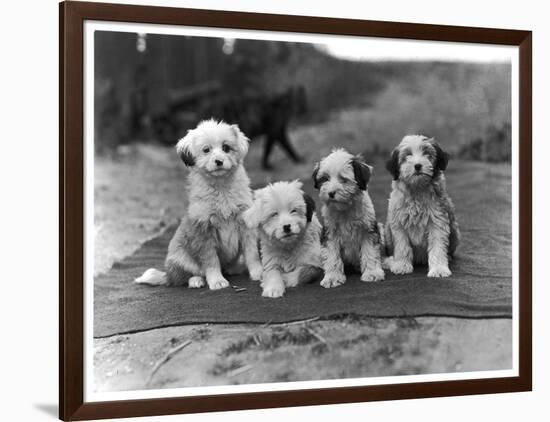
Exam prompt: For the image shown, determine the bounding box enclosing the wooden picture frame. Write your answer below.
[60,1,532,420]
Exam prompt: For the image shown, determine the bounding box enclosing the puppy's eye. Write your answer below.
[270,212,278,218]
[222,144,231,153]
[318,175,329,184]
[290,209,298,214]
[202,147,210,154]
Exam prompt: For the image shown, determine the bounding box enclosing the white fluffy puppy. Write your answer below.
[136,119,262,289]
[243,180,323,298]
[312,149,385,288]
[384,135,460,277]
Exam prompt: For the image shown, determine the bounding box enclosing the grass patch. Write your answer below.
[310,333,371,357]
[221,336,259,356]
[395,317,421,330]
[190,327,212,341]
[222,327,318,357]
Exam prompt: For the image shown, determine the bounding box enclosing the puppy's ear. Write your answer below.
[386,149,400,180]
[430,139,449,174]
[231,124,250,157]
[303,193,316,222]
[351,158,372,190]
[242,190,264,229]
[176,130,196,166]
[312,162,320,189]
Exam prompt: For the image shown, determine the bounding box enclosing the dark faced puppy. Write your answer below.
[385,135,449,190]
[384,135,460,278]
[312,149,385,287]
[312,149,372,212]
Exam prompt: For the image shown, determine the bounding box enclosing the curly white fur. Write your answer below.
[384,135,460,277]
[136,119,262,289]
[312,149,385,288]
[243,180,323,298]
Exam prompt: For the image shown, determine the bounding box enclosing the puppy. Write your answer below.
[136,119,262,289]
[243,180,323,298]
[312,149,385,288]
[384,135,460,277]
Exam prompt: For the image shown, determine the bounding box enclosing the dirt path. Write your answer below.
[93,111,512,393]
[95,317,511,392]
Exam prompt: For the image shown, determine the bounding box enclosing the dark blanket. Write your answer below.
[94,161,512,338]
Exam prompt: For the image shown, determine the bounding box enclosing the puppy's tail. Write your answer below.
[134,268,168,286]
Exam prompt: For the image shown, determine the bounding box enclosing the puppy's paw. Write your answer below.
[188,276,205,289]
[361,268,385,282]
[262,282,285,298]
[248,264,263,282]
[381,258,391,270]
[389,259,414,275]
[208,277,230,290]
[320,273,346,288]
[428,266,452,278]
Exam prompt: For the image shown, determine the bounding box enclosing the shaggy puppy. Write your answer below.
[312,149,385,288]
[243,180,323,298]
[384,135,460,277]
[136,119,262,289]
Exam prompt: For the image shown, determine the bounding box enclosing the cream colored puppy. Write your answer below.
[312,149,385,288]
[244,180,323,298]
[136,119,262,289]
[384,135,460,277]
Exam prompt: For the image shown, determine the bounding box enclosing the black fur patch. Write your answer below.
[320,225,328,245]
[165,259,189,286]
[432,141,449,176]
[351,158,371,190]
[179,148,195,166]
[312,163,320,189]
[386,149,400,180]
[303,193,316,222]
[369,220,381,244]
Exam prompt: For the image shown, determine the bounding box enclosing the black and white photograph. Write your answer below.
[87,21,517,400]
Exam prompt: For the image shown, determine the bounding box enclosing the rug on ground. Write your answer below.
[94,162,512,338]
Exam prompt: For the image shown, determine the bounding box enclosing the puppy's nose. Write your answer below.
[328,191,335,199]
[215,159,223,167]
[414,164,422,172]
[283,224,291,233]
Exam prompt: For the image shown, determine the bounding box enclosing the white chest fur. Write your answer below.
[396,198,430,246]
[215,218,242,263]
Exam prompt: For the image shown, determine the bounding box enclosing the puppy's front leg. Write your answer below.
[427,222,451,278]
[386,224,414,275]
[242,227,263,281]
[360,235,385,282]
[320,239,346,288]
[201,249,230,290]
[262,268,286,298]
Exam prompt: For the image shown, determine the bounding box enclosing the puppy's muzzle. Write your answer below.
[414,164,422,172]
[328,191,336,199]
[215,159,224,167]
[283,224,291,234]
